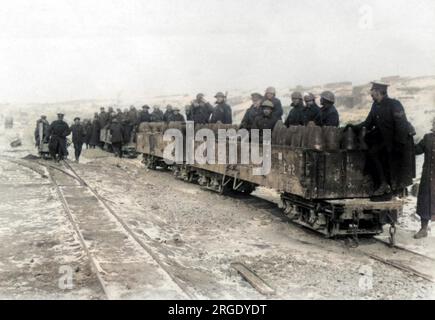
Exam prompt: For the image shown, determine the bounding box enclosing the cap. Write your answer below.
[265,87,276,95]
[320,91,335,103]
[57,113,64,116]
[74,117,80,121]
[142,105,150,109]
[251,93,263,100]
[196,93,205,99]
[215,92,225,98]
[371,82,389,91]
[261,100,274,108]
[41,115,47,118]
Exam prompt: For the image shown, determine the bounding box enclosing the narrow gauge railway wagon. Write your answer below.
[100,127,138,158]
[135,121,410,244]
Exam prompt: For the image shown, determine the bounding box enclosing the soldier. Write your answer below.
[346,82,414,196]
[168,107,185,122]
[302,93,321,125]
[138,105,151,125]
[284,91,305,127]
[89,113,101,149]
[98,107,108,128]
[209,92,232,124]
[109,118,125,158]
[47,113,71,162]
[151,106,164,122]
[34,115,50,147]
[163,105,174,122]
[240,93,264,130]
[414,118,435,238]
[70,117,86,162]
[316,91,339,127]
[252,100,279,132]
[185,105,192,121]
[83,119,92,149]
[263,87,283,121]
[189,93,214,124]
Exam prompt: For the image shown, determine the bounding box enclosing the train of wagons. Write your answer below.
[39,121,409,245]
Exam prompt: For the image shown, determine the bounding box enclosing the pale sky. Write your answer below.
[1,0,435,103]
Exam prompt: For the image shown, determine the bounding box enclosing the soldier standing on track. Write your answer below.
[263,87,283,122]
[209,92,232,124]
[413,118,435,239]
[47,113,71,162]
[284,91,305,126]
[70,117,86,163]
[89,113,101,149]
[316,91,339,127]
[188,93,214,124]
[240,93,264,130]
[168,107,185,122]
[34,115,50,147]
[109,118,125,158]
[163,105,174,122]
[302,93,321,125]
[346,82,414,197]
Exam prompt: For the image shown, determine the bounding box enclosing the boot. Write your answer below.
[414,220,429,239]
[373,182,392,196]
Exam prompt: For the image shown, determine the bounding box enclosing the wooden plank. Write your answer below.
[231,262,276,296]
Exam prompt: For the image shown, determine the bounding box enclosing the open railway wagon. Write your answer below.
[100,127,138,158]
[135,121,410,244]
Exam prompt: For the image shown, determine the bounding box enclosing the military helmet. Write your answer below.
[57,113,64,116]
[265,87,276,95]
[251,93,263,100]
[215,92,225,98]
[41,115,47,119]
[196,93,205,99]
[304,93,315,102]
[142,105,150,109]
[74,117,80,121]
[261,100,274,108]
[291,91,303,100]
[173,107,180,112]
[320,91,335,103]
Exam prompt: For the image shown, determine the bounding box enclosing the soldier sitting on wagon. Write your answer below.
[252,100,279,131]
[240,93,263,130]
[168,107,185,123]
[413,118,435,239]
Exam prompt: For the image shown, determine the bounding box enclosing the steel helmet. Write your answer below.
[320,91,335,103]
[261,100,274,108]
[291,91,303,100]
[304,93,315,102]
[265,87,276,95]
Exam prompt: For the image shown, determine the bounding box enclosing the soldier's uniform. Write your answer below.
[240,93,263,130]
[151,107,164,122]
[168,108,185,122]
[70,118,86,162]
[189,94,213,124]
[163,105,174,122]
[109,118,125,158]
[138,105,151,124]
[413,120,435,238]
[316,91,339,127]
[302,93,321,125]
[209,92,232,124]
[263,87,283,121]
[285,92,305,127]
[89,114,101,148]
[48,113,71,161]
[252,100,279,132]
[350,83,414,196]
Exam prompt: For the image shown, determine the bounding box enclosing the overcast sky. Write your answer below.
[1,0,435,103]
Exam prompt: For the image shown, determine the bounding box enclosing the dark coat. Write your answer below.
[99,111,108,128]
[264,97,283,121]
[150,110,164,122]
[252,113,279,131]
[354,96,415,190]
[303,104,321,125]
[240,105,263,130]
[190,102,213,124]
[84,122,92,144]
[90,119,101,146]
[316,104,339,127]
[168,113,185,122]
[109,122,125,143]
[284,103,304,127]
[163,110,174,122]
[48,120,71,157]
[70,124,86,145]
[127,109,138,125]
[415,133,435,221]
[209,102,232,124]
[138,110,151,124]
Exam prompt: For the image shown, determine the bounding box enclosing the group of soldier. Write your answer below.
[33,83,434,238]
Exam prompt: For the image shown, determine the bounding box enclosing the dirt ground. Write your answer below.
[0,113,434,300]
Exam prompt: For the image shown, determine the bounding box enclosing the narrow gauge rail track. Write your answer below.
[4,156,193,299]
